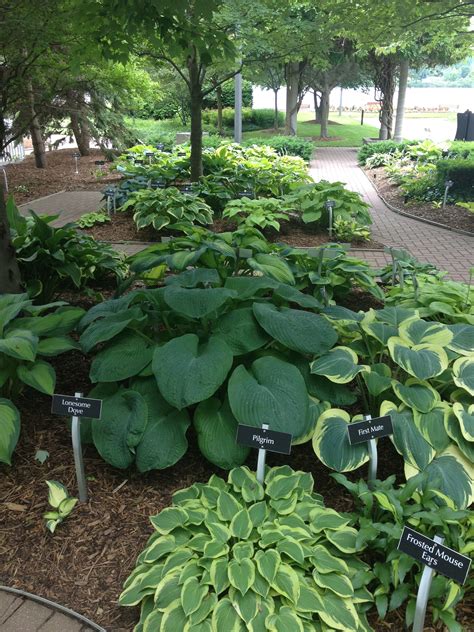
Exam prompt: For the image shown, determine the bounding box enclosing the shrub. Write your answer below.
[7,199,128,302]
[203,79,253,109]
[120,187,213,232]
[223,197,289,231]
[202,108,284,131]
[446,140,474,160]
[119,466,374,632]
[243,136,314,161]
[332,217,371,242]
[436,158,474,200]
[357,140,416,166]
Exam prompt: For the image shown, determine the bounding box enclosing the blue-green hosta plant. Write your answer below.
[334,472,473,631]
[119,466,374,632]
[120,187,213,232]
[311,306,474,508]
[77,272,344,471]
[43,480,78,533]
[0,294,84,465]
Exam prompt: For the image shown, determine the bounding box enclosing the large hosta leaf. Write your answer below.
[194,397,250,470]
[79,307,145,353]
[387,338,448,380]
[17,360,55,395]
[0,398,20,465]
[398,318,453,347]
[92,390,147,469]
[453,403,474,442]
[248,254,295,285]
[310,347,366,384]
[447,324,474,356]
[452,357,474,396]
[380,402,435,471]
[153,334,233,409]
[445,407,474,462]
[228,356,308,437]
[0,329,37,361]
[413,404,451,452]
[253,303,337,355]
[392,379,440,413]
[90,332,153,383]
[163,286,236,319]
[313,409,369,472]
[132,378,190,472]
[214,308,269,355]
[405,447,473,509]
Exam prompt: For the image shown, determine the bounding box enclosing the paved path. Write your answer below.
[310,147,473,281]
[19,191,104,227]
[0,588,99,632]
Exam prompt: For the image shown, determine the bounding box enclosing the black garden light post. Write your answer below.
[325,199,336,239]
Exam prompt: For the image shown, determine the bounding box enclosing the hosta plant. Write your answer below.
[311,306,474,508]
[43,480,78,534]
[120,187,213,232]
[223,197,289,231]
[119,466,374,632]
[0,293,83,465]
[334,472,473,631]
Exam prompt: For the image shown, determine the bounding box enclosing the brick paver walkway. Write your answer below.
[310,147,473,281]
[19,191,104,227]
[0,588,100,632]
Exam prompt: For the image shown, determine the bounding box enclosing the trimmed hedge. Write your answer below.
[436,158,474,200]
[243,136,315,160]
[357,140,417,165]
[202,108,284,131]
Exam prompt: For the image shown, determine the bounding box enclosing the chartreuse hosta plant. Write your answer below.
[0,294,83,465]
[78,272,348,471]
[119,466,374,632]
[334,472,473,631]
[223,197,289,231]
[43,480,78,534]
[311,306,474,508]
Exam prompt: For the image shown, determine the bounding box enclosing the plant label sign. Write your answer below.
[398,526,471,584]
[52,394,102,419]
[347,414,393,445]
[236,424,292,455]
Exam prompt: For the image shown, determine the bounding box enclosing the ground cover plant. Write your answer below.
[120,465,374,632]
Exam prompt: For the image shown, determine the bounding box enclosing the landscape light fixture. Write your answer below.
[325,199,336,238]
[72,152,81,174]
[103,187,117,215]
[442,179,454,210]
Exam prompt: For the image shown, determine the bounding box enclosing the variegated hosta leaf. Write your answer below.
[0,398,20,466]
[361,310,397,345]
[398,317,453,347]
[452,356,474,396]
[453,402,474,442]
[405,446,474,509]
[310,347,367,384]
[392,378,440,413]
[447,324,474,356]
[413,404,451,452]
[387,338,448,380]
[380,402,435,471]
[445,407,474,463]
[313,409,369,472]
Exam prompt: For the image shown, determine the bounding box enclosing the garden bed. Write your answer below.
[365,167,474,234]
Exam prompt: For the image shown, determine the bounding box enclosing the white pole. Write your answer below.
[234,71,242,143]
[412,535,444,632]
[71,391,88,502]
[256,424,269,483]
[338,87,343,116]
[363,414,378,487]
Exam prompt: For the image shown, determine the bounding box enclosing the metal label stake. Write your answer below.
[364,414,378,488]
[412,535,444,632]
[256,424,269,484]
[71,391,88,503]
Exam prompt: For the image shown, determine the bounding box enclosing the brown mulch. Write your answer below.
[4,148,120,206]
[84,212,156,243]
[365,167,474,234]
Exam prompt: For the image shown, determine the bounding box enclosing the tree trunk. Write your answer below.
[313,91,322,123]
[78,102,90,156]
[27,81,46,168]
[371,53,396,141]
[394,58,409,142]
[69,91,91,156]
[216,85,223,134]
[285,62,300,136]
[319,89,331,139]
[273,89,279,130]
[0,184,22,293]
[189,57,203,181]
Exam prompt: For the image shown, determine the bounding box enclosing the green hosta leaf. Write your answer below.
[153,334,233,409]
[398,318,453,346]
[232,542,254,563]
[452,357,474,396]
[273,283,322,309]
[447,324,474,356]
[132,379,190,472]
[46,480,69,508]
[166,268,221,288]
[161,599,188,632]
[387,338,448,380]
[318,594,359,631]
[310,347,366,384]
[0,293,30,334]
[230,588,260,624]
[92,390,147,469]
[453,403,474,442]
[266,606,303,632]
[194,398,250,470]
[313,569,353,598]
[224,276,278,300]
[361,311,397,345]
[381,402,435,471]
[17,360,55,395]
[13,306,84,337]
[248,253,295,285]
[228,559,255,595]
[0,329,37,361]
[414,405,451,452]
[326,527,359,553]
[255,549,280,584]
[313,409,369,472]
[445,409,474,462]
[151,507,189,534]
[143,609,163,632]
[214,307,269,355]
[189,593,217,626]
[312,545,349,575]
[163,286,235,319]
[181,577,209,616]
[230,509,253,539]
[309,507,351,532]
[276,538,305,565]
[119,564,164,605]
[209,558,230,595]
[392,379,440,413]
[362,363,392,397]
[252,303,337,355]
[228,356,308,437]
[216,490,243,522]
[90,332,153,383]
[211,598,245,632]
[37,336,79,356]
[0,398,20,465]
[271,563,300,604]
[203,539,229,559]
[142,535,176,563]
[155,573,182,610]
[79,307,145,353]
[266,473,300,500]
